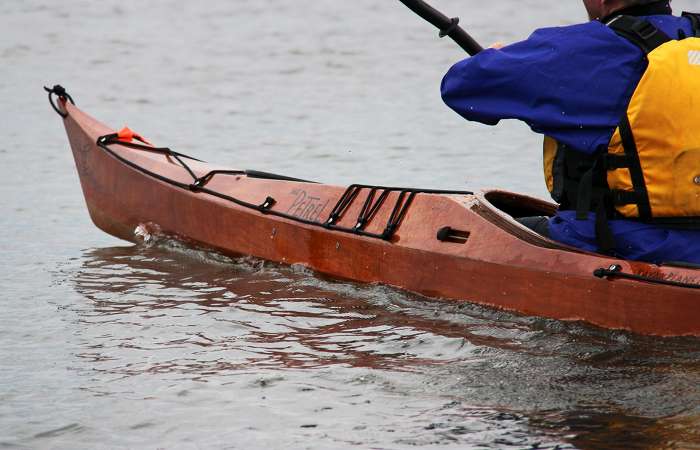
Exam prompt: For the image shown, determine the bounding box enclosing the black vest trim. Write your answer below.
[603,154,629,170]
[682,12,700,36]
[617,115,652,220]
[575,158,602,220]
[611,189,641,207]
[606,15,672,54]
[595,201,616,253]
[550,142,567,203]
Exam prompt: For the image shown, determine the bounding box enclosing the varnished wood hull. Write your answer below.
[58,101,700,336]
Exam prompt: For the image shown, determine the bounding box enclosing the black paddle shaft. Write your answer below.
[398,0,483,55]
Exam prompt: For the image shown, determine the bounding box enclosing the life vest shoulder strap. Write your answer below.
[682,12,700,36]
[605,15,671,54]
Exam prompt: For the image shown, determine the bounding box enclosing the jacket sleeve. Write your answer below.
[441,27,567,127]
[440,22,644,154]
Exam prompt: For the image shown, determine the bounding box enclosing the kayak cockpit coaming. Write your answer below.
[483,190,557,219]
[469,190,578,252]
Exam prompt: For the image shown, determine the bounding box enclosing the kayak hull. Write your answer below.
[59,101,700,337]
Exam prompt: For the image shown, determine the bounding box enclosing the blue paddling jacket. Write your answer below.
[441,2,700,264]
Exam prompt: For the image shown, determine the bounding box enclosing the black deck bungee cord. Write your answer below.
[44,85,75,118]
[93,130,473,241]
[594,265,700,289]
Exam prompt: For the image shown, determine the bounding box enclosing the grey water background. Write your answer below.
[3,0,700,448]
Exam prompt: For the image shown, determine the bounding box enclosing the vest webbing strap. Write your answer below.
[572,168,617,254]
[594,200,616,254]
[682,12,700,36]
[603,154,629,170]
[602,16,665,225]
[611,189,641,206]
[575,158,602,221]
[606,15,672,54]
[617,115,652,220]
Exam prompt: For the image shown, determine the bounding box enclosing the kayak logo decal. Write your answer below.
[287,189,331,222]
[689,50,700,66]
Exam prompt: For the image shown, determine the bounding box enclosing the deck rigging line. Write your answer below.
[95,133,474,241]
[594,265,700,289]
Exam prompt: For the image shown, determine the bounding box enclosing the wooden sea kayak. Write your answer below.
[49,87,700,337]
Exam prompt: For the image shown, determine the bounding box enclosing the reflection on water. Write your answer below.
[73,241,534,374]
[56,241,700,449]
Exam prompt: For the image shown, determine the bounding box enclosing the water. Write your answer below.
[3,0,700,448]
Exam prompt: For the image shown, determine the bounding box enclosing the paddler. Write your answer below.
[441,0,700,264]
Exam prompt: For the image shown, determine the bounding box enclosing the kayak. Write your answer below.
[48,87,700,337]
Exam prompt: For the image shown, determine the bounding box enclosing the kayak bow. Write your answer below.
[50,87,700,337]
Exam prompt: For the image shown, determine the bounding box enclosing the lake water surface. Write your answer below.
[3,1,700,448]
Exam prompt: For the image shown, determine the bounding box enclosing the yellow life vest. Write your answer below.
[606,14,700,221]
[543,13,700,242]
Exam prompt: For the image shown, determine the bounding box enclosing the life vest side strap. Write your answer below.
[617,115,652,220]
[594,201,616,254]
[682,12,700,36]
[602,154,629,170]
[606,15,672,54]
[610,189,641,206]
[575,159,601,220]
[570,169,618,254]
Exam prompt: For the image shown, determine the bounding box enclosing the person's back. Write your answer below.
[441,0,700,264]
